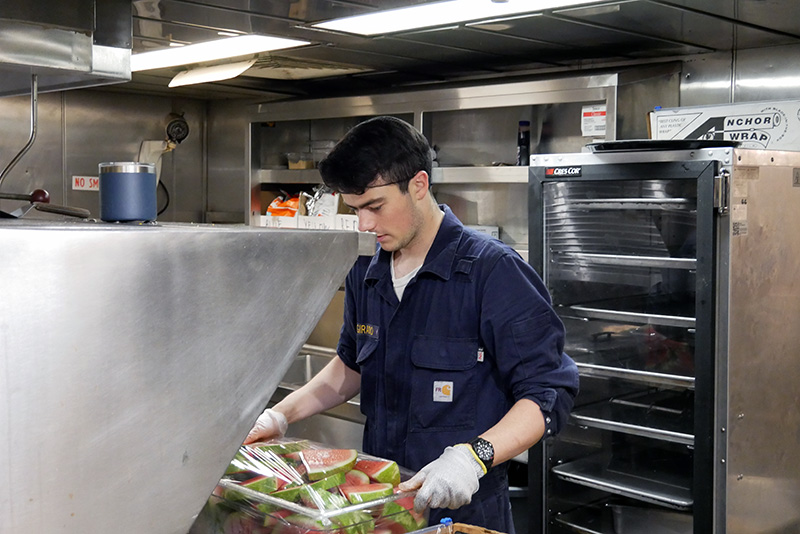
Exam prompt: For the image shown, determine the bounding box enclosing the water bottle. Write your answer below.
[516,120,530,166]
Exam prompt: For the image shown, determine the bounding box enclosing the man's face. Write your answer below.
[341,176,425,252]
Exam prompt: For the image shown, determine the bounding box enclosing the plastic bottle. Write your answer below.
[516,120,531,166]
[438,517,454,534]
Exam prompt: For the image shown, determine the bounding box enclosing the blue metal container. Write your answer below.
[98,162,157,222]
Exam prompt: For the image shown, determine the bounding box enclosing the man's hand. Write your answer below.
[397,445,485,512]
[243,408,288,444]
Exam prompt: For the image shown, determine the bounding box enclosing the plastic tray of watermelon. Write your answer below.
[192,437,428,534]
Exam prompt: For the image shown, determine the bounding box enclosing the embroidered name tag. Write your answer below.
[356,323,379,339]
[433,381,453,402]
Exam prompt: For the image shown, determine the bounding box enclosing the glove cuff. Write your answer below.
[453,444,487,478]
[266,408,289,436]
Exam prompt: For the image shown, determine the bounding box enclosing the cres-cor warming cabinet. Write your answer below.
[527,141,800,534]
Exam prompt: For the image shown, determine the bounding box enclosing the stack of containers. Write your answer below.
[191,438,428,534]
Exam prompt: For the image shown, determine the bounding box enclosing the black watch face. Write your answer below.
[472,438,494,463]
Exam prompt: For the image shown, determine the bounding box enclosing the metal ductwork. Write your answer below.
[0,0,131,97]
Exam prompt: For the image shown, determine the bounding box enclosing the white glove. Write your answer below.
[397,444,485,512]
[244,408,288,444]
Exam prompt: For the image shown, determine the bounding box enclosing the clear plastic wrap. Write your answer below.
[192,438,428,534]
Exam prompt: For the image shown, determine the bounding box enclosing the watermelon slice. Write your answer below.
[242,474,288,494]
[300,489,350,511]
[340,482,394,504]
[225,451,252,474]
[345,469,371,486]
[221,510,269,534]
[391,491,427,528]
[300,448,359,481]
[373,519,412,534]
[380,502,423,532]
[283,513,337,532]
[270,471,346,503]
[334,509,375,534]
[353,459,401,487]
[223,475,273,502]
[261,508,293,527]
[254,439,310,455]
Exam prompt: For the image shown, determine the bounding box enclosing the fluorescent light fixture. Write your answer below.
[169,59,256,87]
[313,0,611,36]
[131,34,309,72]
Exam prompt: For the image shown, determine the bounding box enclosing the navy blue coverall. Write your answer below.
[337,206,579,533]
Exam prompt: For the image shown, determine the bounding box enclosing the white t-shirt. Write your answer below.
[391,258,423,301]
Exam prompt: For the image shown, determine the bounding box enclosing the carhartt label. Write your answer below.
[433,381,453,402]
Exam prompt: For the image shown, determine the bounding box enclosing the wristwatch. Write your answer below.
[468,437,495,471]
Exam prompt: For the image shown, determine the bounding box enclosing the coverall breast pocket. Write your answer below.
[409,335,478,432]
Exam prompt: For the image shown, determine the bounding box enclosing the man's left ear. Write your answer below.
[410,171,430,199]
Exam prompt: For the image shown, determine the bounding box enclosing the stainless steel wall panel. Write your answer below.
[725,150,800,533]
[433,182,529,250]
[0,221,366,534]
[0,92,64,208]
[679,51,734,107]
[207,100,249,222]
[63,91,206,222]
[0,90,205,222]
[734,43,800,103]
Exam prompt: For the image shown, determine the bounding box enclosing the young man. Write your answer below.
[246,116,578,533]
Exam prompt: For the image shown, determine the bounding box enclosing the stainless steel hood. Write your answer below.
[0,220,374,534]
[0,0,131,97]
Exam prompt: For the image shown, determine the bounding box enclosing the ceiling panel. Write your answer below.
[654,0,800,37]
[469,13,705,60]
[395,27,572,66]
[556,1,800,50]
[124,0,800,100]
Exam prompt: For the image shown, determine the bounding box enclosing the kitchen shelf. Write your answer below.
[254,166,530,185]
[554,252,696,270]
[552,456,693,510]
[573,362,695,389]
[569,305,696,329]
[430,165,529,184]
[255,169,322,184]
[554,505,614,534]
[559,198,696,211]
[571,393,694,445]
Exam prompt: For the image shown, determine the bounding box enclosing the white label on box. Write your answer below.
[72,175,99,191]
[650,100,800,150]
[732,202,748,222]
[298,215,335,229]
[336,214,359,231]
[581,105,607,137]
[263,215,297,228]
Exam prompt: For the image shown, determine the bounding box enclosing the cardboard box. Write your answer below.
[260,215,298,228]
[466,225,500,239]
[297,215,335,229]
[649,100,800,151]
[335,214,359,231]
[451,522,508,534]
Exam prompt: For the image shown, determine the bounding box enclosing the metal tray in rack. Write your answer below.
[586,139,738,152]
[552,455,693,510]
[570,390,694,445]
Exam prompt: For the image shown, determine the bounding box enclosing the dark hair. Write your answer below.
[318,116,432,195]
